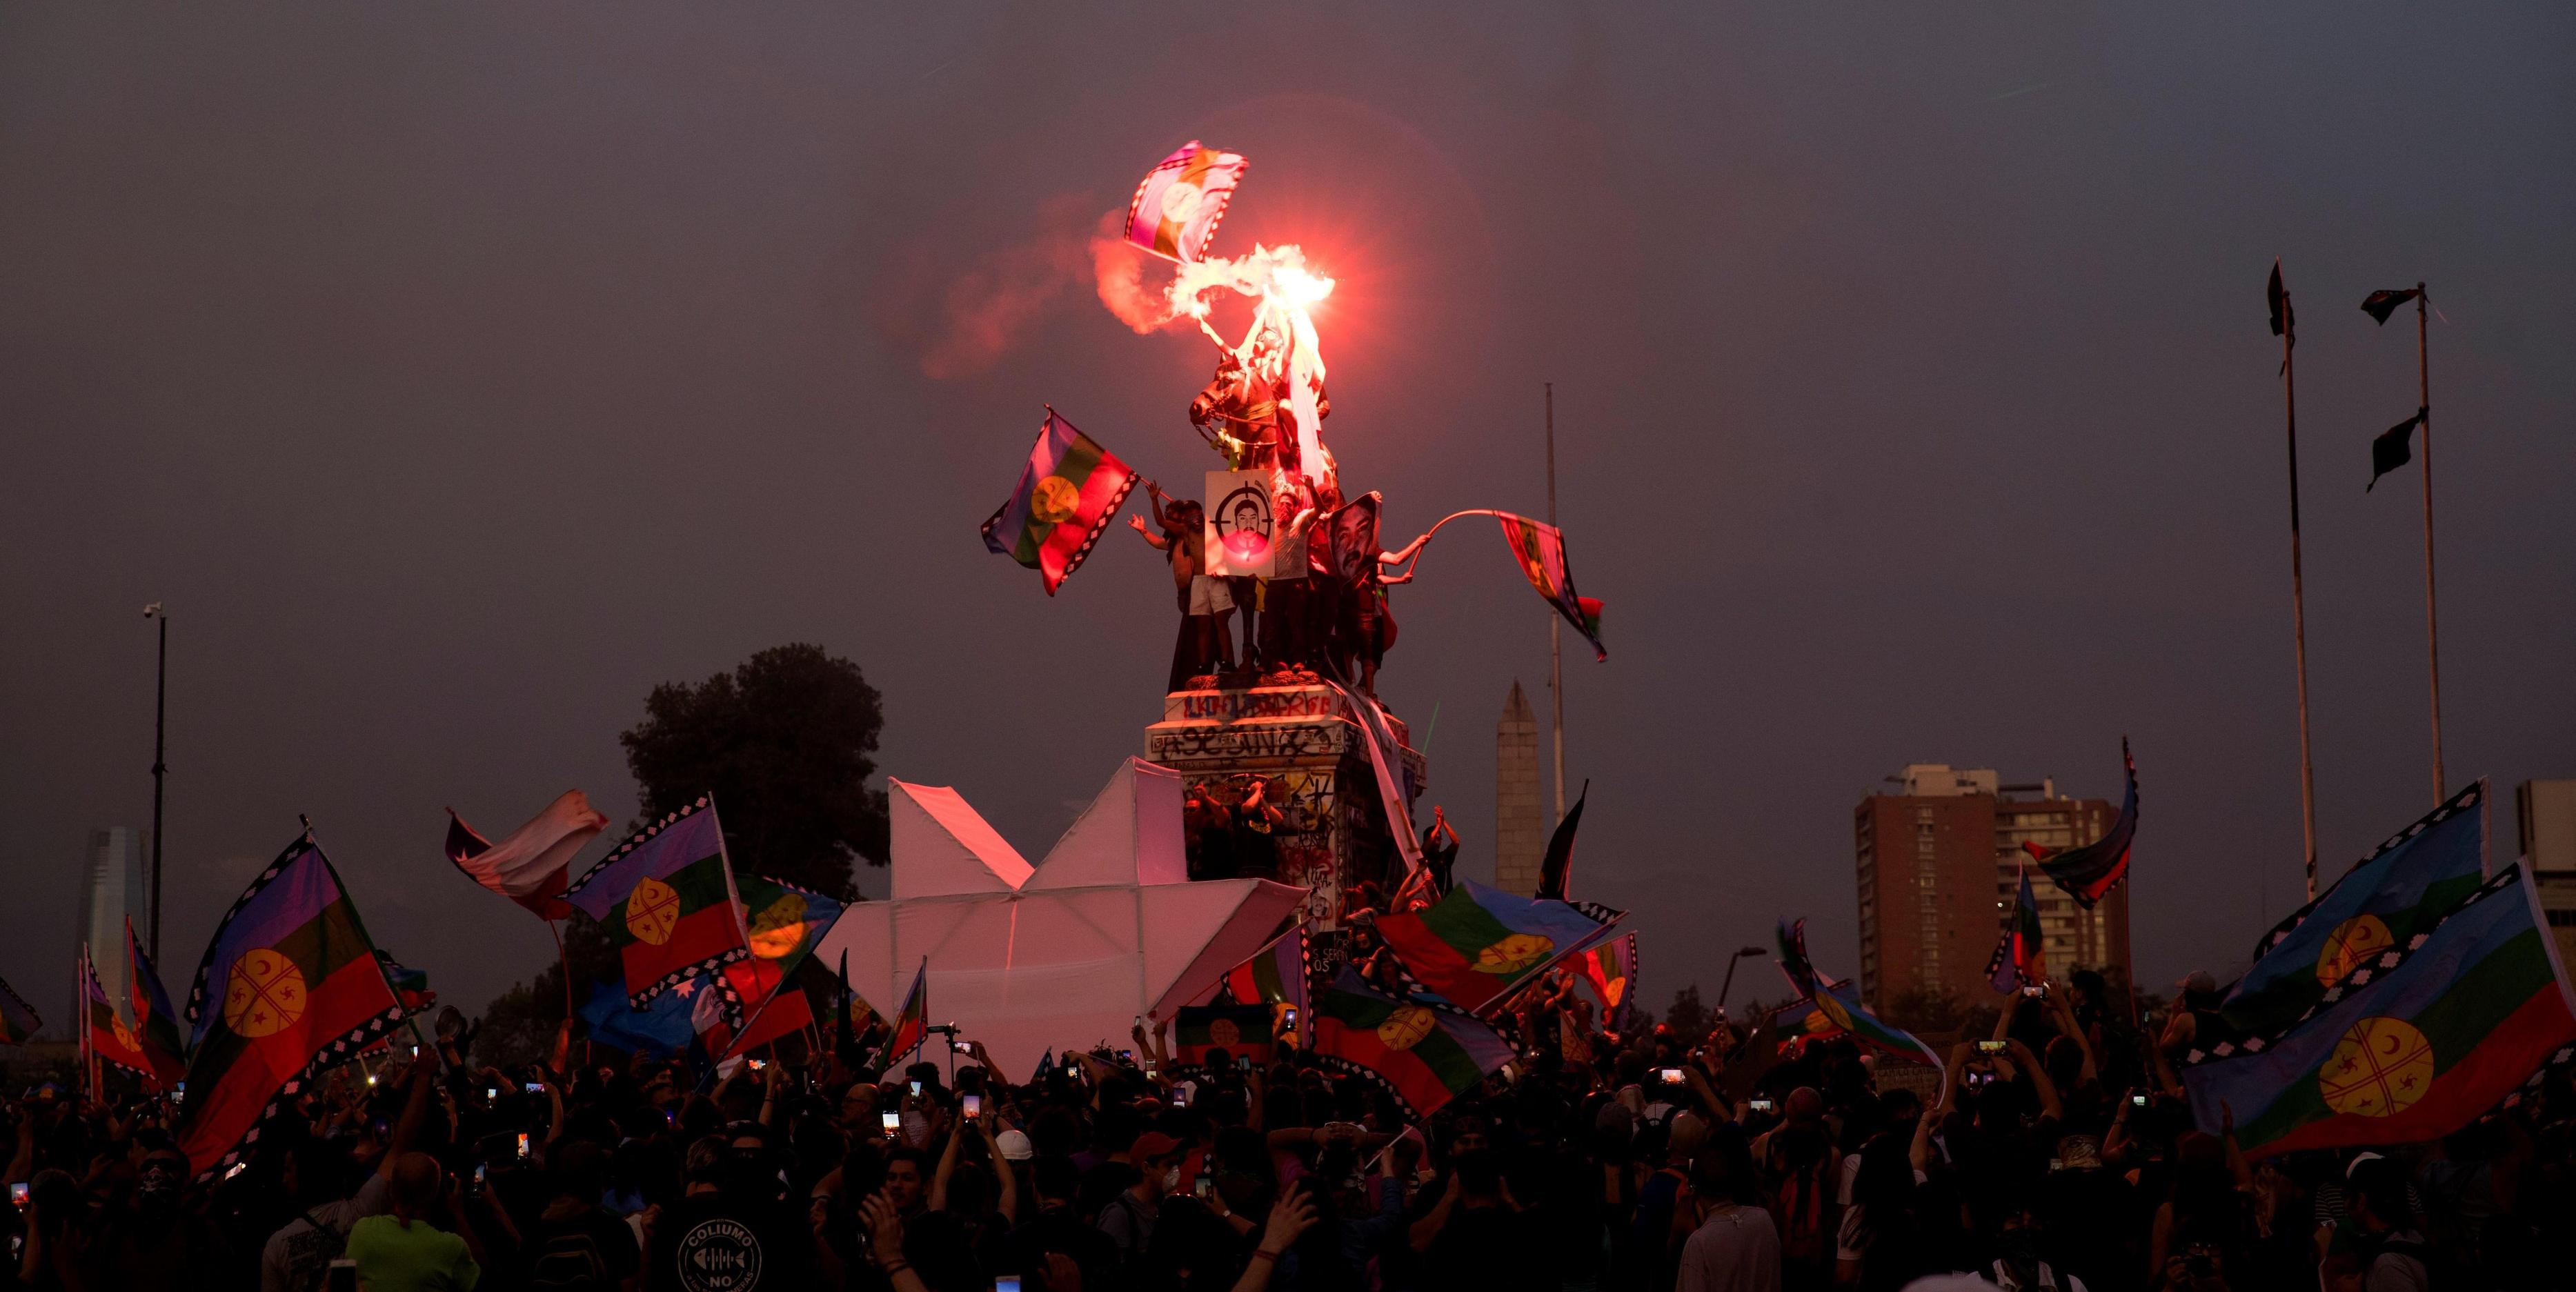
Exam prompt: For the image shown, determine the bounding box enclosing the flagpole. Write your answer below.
[2415,282,2444,801]
[146,604,168,960]
[1544,383,1567,825]
[2281,268,2321,901]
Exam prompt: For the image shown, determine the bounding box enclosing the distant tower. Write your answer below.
[1495,682,1544,895]
[77,827,145,1022]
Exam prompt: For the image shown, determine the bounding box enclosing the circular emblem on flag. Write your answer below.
[1030,475,1082,526]
[1208,1017,1243,1047]
[111,1015,138,1052]
[627,876,682,946]
[2319,1015,2435,1118]
[1159,179,1206,226]
[1472,933,1556,975]
[1376,1006,1436,1051]
[2315,914,2397,985]
[746,893,809,960]
[224,948,310,1039]
[1603,976,1627,1006]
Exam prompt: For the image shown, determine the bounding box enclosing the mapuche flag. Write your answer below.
[878,959,929,1070]
[1494,513,1605,661]
[980,410,1139,596]
[1575,931,1637,1024]
[1309,969,1513,1117]
[1987,870,2047,995]
[444,791,609,921]
[737,874,844,980]
[1124,141,1248,264]
[1174,1003,1276,1068]
[126,917,190,1088]
[1373,879,1622,1013]
[704,958,813,1062]
[175,834,406,1180]
[1219,928,1309,1044]
[2023,739,2137,908]
[2185,864,2576,1158]
[1807,981,1943,1071]
[566,798,752,1011]
[0,975,40,1046]
[84,947,156,1083]
[2203,783,2488,1058]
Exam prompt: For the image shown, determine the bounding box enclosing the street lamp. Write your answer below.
[143,602,168,960]
[1716,944,1765,1017]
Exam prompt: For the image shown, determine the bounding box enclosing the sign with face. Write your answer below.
[1205,470,1275,578]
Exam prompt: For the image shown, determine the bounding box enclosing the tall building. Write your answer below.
[1855,764,2132,1011]
[77,827,146,1023]
[1494,682,1544,895]
[2519,779,2576,966]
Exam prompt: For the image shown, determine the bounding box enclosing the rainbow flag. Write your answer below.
[878,959,928,1070]
[737,874,844,980]
[1124,141,1247,264]
[1494,513,1605,661]
[2203,783,2487,1058]
[1987,870,2046,994]
[1174,1003,1275,1068]
[2186,865,2576,1157]
[2025,740,2138,907]
[0,975,39,1046]
[175,834,406,1179]
[84,946,155,1083]
[980,410,1139,596]
[1374,879,1623,1013]
[126,918,189,1087]
[566,799,751,1011]
[1310,969,1514,1117]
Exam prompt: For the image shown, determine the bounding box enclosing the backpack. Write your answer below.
[528,1226,613,1292]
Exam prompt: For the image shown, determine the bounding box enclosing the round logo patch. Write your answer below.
[2315,914,2396,985]
[1208,1017,1242,1047]
[675,1216,764,1292]
[626,876,682,946]
[224,948,309,1038]
[2319,1016,2435,1118]
[1030,474,1082,526]
[1472,933,1556,975]
[1376,1006,1436,1051]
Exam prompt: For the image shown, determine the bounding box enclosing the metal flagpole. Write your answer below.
[1545,384,1567,824]
[2415,283,2444,801]
[145,604,168,960]
[2279,267,2321,900]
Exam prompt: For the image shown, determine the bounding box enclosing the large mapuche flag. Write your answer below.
[176,834,406,1180]
[1374,879,1622,1013]
[2206,783,2486,1053]
[566,798,752,1011]
[980,409,1139,596]
[2186,864,2576,1157]
[1124,140,1247,264]
[1310,969,1514,1117]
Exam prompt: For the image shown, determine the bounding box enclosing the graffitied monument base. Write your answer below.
[1144,684,1426,932]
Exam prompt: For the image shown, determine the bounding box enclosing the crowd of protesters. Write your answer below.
[7,962,2576,1292]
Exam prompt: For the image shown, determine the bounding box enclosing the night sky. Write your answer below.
[5,4,2570,1029]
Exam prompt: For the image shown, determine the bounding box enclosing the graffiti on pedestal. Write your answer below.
[1149,724,1347,764]
[1170,688,1342,723]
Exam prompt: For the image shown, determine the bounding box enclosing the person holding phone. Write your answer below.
[262,1051,439,1292]
[344,1153,489,1292]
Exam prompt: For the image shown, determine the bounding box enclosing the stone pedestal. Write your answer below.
[1145,684,1427,929]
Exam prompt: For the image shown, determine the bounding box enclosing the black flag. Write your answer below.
[1536,780,1588,901]
[2360,287,2421,326]
[2369,408,2426,491]
[2267,260,2295,340]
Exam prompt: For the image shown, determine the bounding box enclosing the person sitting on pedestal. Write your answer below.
[1130,482,1231,690]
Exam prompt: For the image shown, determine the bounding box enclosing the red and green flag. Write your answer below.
[980,409,1139,596]
[1986,869,2046,994]
[705,958,813,1062]
[737,874,844,981]
[878,959,928,1070]
[566,798,751,1011]
[125,917,189,1088]
[0,975,39,1046]
[1309,969,1514,1117]
[2185,865,2576,1158]
[1375,879,1622,1013]
[1495,513,1605,661]
[1174,1003,1275,1068]
[84,946,157,1084]
[1219,928,1309,1043]
[175,833,406,1180]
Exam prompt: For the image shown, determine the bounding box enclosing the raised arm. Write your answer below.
[2003,1038,2062,1122]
